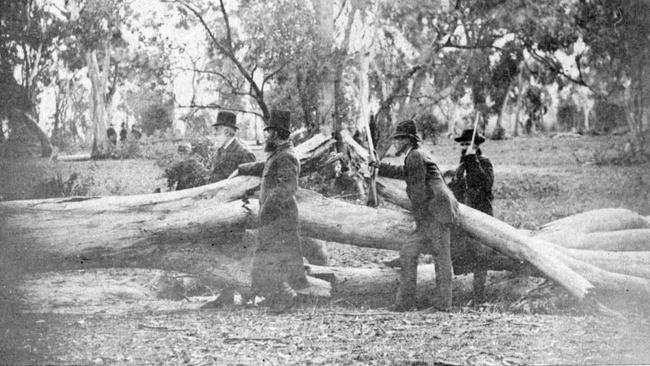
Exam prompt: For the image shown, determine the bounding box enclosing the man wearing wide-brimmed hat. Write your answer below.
[370,119,460,311]
[448,128,494,303]
[239,109,309,311]
[209,111,256,182]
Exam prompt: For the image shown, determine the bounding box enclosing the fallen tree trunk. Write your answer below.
[374,177,593,299]
[539,208,650,233]
[1,178,593,298]
[376,177,650,298]
[534,229,650,252]
[2,162,647,301]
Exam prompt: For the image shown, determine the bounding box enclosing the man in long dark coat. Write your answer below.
[239,110,308,310]
[449,128,494,303]
[372,120,460,311]
[210,111,256,182]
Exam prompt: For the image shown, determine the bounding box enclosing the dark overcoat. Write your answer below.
[449,150,494,215]
[210,138,256,182]
[248,141,307,294]
[379,146,460,227]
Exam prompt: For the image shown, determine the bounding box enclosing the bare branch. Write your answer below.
[176,102,263,119]
[171,66,241,91]
[526,47,600,96]
[262,61,290,88]
[218,0,233,51]
[174,0,268,119]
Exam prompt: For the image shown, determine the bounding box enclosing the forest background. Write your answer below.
[0,0,647,161]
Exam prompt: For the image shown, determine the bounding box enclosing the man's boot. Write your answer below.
[393,254,418,311]
[270,282,297,314]
[472,266,487,305]
[432,227,453,311]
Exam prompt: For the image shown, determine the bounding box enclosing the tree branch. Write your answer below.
[175,0,268,119]
[176,102,263,119]
[218,0,233,51]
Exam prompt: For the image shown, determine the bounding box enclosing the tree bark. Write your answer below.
[87,43,114,159]
[22,112,52,157]
[312,0,336,135]
[535,229,650,252]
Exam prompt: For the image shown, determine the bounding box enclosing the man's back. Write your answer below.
[210,138,256,182]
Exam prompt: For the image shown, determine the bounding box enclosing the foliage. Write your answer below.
[591,101,626,133]
[163,158,210,190]
[127,90,175,136]
[573,0,650,154]
[32,172,94,199]
[556,101,581,132]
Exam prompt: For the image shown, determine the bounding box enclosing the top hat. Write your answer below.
[264,109,291,133]
[391,119,421,141]
[212,111,238,130]
[454,129,485,144]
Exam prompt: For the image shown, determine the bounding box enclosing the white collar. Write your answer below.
[221,137,236,149]
[403,145,414,157]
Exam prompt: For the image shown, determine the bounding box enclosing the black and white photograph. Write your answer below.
[1,0,649,364]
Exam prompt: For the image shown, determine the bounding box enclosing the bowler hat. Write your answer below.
[212,111,238,129]
[391,119,421,141]
[454,129,485,144]
[264,109,291,133]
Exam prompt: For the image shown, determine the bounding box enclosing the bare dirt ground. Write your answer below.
[1,134,650,365]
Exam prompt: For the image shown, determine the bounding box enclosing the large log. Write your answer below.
[539,208,650,233]
[534,229,650,252]
[376,177,650,298]
[375,177,594,299]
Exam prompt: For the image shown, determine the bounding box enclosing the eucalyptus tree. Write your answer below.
[0,0,62,156]
[574,0,650,157]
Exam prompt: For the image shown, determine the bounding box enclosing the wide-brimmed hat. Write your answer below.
[454,129,485,144]
[391,119,421,141]
[264,109,291,134]
[212,111,238,130]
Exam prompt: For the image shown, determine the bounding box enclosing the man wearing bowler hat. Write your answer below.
[209,111,256,182]
[238,109,308,311]
[370,119,460,311]
[449,128,494,303]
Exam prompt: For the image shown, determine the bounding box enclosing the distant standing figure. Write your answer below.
[119,123,128,142]
[209,111,256,182]
[448,128,494,303]
[238,109,309,312]
[131,126,142,140]
[106,127,117,146]
[371,119,460,311]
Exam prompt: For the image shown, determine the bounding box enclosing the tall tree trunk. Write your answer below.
[358,51,371,134]
[22,112,52,158]
[313,0,336,136]
[513,72,525,138]
[495,81,514,135]
[625,72,648,156]
[86,44,113,159]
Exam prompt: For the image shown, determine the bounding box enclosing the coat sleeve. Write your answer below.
[378,162,405,179]
[462,155,493,193]
[259,154,299,220]
[448,163,466,200]
[238,161,265,176]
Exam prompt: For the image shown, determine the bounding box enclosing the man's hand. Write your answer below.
[227,169,239,179]
[368,159,380,169]
[465,145,476,155]
[238,162,257,175]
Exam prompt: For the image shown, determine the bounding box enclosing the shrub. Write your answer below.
[32,172,94,199]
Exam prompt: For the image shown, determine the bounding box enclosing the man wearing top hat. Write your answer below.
[209,111,256,182]
[238,109,308,311]
[370,119,460,311]
[449,128,494,303]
